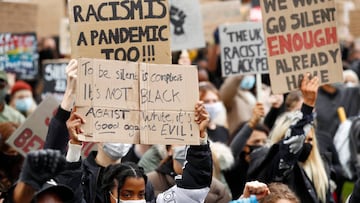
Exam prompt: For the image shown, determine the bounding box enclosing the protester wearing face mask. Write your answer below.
[101,162,147,203]
[219,75,257,141]
[43,60,155,203]
[247,74,334,203]
[10,80,37,117]
[224,102,269,200]
[64,101,212,203]
[199,81,229,144]
[0,71,25,124]
[146,143,231,203]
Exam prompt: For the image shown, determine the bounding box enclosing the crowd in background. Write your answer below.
[1,0,360,202]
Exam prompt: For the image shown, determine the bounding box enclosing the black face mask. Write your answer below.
[298,143,313,162]
[246,145,262,155]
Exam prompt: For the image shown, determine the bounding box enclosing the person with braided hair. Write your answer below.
[101,162,147,203]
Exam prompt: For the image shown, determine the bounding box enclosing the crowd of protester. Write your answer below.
[1,0,360,202]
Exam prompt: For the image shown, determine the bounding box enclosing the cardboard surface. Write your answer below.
[30,0,66,38]
[0,2,37,33]
[169,0,205,51]
[6,96,59,156]
[0,32,39,80]
[68,0,171,64]
[201,0,242,43]
[76,58,199,145]
[220,22,268,77]
[349,10,360,38]
[60,18,71,56]
[42,59,70,102]
[260,0,343,94]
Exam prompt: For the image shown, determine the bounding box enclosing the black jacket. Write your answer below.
[248,105,334,203]
[44,106,155,203]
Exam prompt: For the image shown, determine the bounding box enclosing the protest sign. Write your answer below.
[6,96,58,157]
[349,10,360,38]
[220,22,268,77]
[260,0,343,94]
[6,95,97,157]
[75,58,199,145]
[0,32,38,80]
[30,0,66,38]
[0,2,37,33]
[42,59,69,102]
[68,0,171,64]
[60,18,71,56]
[201,0,243,43]
[169,0,205,51]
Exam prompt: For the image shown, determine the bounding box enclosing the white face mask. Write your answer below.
[110,192,146,203]
[203,102,223,121]
[102,143,132,160]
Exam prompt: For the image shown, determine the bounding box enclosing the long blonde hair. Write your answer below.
[269,112,329,203]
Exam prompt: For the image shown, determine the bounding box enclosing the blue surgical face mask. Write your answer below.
[240,75,256,90]
[15,97,33,112]
[103,143,132,160]
[204,102,223,121]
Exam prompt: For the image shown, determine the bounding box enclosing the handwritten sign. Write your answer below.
[6,96,58,156]
[42,59,69,102]
[201,0,243,43]
[260,0,343,94]
[169,0,205,51]
[6,95,97,157]
[68,0,171,64]
[220,22,268,77]
[30,0,66,38]
[75,58,199,145]
[60,18,71,56]
[0,2,38,33]
[0,33,38,80]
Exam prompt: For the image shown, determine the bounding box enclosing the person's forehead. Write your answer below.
[36,191,63,203]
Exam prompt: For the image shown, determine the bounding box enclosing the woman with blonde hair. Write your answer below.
[248,74,333,203]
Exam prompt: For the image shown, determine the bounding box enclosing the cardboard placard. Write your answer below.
[201,0,242,43]
[60,18,71,56]
[5,95,97,157]
[169,0,205,51]
[76,58,199,145]
[5,96,58,156]
[260,0,343,94]
[220,22,268,77]
[0,32,39,80]
[0,2,38,33]
[30,0,66,38]
[68,0,171,64]
[42,59,69,102]
[349,10,360,38]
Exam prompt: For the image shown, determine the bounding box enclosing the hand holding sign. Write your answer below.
[301,73,319,107]
[61,59,78,111]
[195,101,209,138]
[66,111,86,145]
